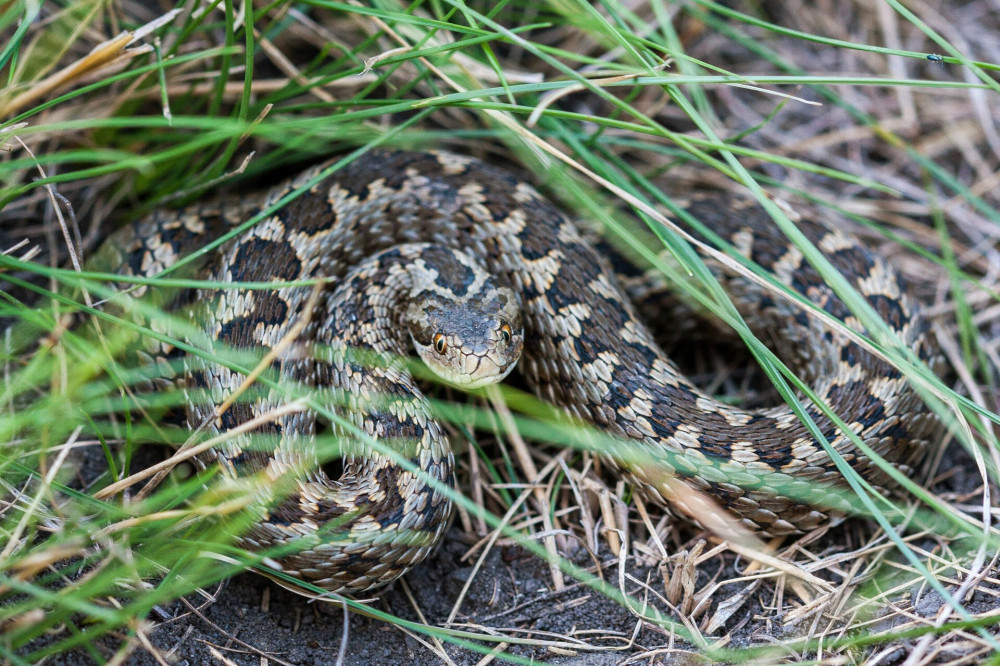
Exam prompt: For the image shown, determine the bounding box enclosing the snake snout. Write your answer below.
[406,261,523,389]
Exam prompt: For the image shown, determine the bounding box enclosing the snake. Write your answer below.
[94,150,941,593]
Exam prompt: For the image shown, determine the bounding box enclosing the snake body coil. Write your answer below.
[105,151,940,592]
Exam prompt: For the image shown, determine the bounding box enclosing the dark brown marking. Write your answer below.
[231,238,301,281]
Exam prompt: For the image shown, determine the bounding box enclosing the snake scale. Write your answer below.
[99,150,941,593]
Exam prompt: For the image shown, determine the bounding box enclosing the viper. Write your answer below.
[90,150,940,593]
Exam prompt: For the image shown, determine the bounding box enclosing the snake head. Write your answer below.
[406,255,523,389]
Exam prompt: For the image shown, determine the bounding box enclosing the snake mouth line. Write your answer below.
[428,354,520,389]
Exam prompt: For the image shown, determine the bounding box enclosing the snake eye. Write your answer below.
[433,333,447,354]
[499,322,512,344]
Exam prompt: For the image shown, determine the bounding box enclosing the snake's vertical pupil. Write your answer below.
[500,322,512,344]
[433,333,447,353]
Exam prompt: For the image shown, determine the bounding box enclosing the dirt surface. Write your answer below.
[136,536,651,666]
[17,431,983,665]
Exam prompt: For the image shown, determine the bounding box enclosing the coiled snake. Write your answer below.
[99,151,940,593]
